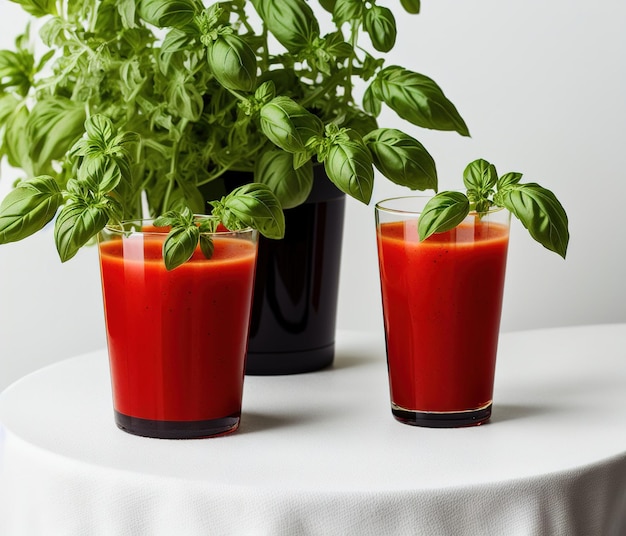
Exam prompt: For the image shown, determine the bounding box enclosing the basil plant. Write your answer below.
[0,0,469,268]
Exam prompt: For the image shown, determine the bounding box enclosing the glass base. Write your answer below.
[114,410,240,439]
[391,402,492,428]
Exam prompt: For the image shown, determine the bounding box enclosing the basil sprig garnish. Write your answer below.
[417,158,569,259]
[154,183,285,271]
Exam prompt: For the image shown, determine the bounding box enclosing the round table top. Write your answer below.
[2,325,626,536]
[1,323,626,493]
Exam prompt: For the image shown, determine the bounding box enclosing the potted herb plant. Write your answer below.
[0,0,469,374]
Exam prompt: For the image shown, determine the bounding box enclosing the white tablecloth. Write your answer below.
[1,325,625,535]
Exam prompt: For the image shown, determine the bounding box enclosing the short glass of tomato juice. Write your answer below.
[375,196,511,428]
[98,221,258,439]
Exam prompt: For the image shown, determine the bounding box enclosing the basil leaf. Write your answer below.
[322,31,353,60]
[363,82,382,117]
[154,209,206,273]
[206,33,257,93]
[54,199,109,262]
[257,69,298,97]
[376,66,470,136]
[333,0,364,25]
[3,106,32,173]
[222,183,285,239]
[343,111,378,138]
[81,114,115,147]
[77,159,122,194]
[360,51,384,81]
[0,176,62,243]
[0,49,33,96]
[199,234,214,260]
[178,180,205,215]
[323,129,374,204]
[117,0,137,29]
[400,0,421,14]
[319,0,336,13]
[197,217,218,234]
[162,224,199,270]
[176,88,204,123]
[160,28,194,57]
[462,158,497,213]
[254,80,276,105]
[8,0,57,17]
[26,98,86,174]
[260,97,324,154]
[0,94,20,127]
[137,0,197,28]
[417,191,470,241]
[69,116,136,197]
[364,128,437,191]
[463,158,498,192]
[153,210,179,228]
[254,149,313,209]
[364,6,397,53]
[497,171,523,190]
[251,0,319,53]
[93,115,118,143]
[71,115,136,163]
[292,150,311,170]
[39,18,66,48]
[495,183,569,258]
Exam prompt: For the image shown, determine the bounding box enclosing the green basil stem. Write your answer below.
[259,24,270,68]
[162,149,178,213]
[343,20,360,106]
[235,3,255,35]
[197,139,268,186]
[224,86,248,103]
[299,71,346,108]
[162,118,188,211]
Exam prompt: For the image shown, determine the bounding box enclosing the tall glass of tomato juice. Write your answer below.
[375,196,511,428]
[98,220,258,439]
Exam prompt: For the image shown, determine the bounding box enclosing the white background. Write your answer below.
[1,0,625,391]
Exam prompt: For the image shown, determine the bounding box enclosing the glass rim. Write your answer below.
[375,194,507,217]
[104,217,255,237]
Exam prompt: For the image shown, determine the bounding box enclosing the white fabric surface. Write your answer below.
[1,325,625,535]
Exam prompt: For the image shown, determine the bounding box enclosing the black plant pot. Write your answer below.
[247,167,345,375]
[202,166,346,375]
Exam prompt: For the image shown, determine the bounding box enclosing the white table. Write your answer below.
[1,325,625,535]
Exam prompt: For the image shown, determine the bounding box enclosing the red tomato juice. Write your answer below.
[377,219,509,413]
[98,234,257,422]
